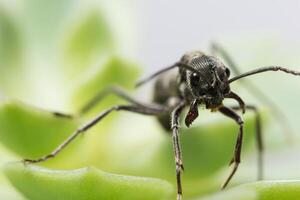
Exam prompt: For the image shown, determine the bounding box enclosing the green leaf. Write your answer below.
[63,11,114,78]
[70,56,140,114]
[250,181,300,200]
[4,163,174,200]
[199,181,300,200]
[0,100,79,158]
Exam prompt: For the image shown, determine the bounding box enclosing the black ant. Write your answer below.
[23,43,300,200]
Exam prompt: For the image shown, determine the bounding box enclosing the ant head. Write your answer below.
[183,52,231,108]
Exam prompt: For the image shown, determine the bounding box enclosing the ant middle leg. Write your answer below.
[23,104,168,164]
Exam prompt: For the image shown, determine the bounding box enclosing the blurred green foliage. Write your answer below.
[64,11,114,76]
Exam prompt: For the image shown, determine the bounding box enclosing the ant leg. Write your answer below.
[171,101,186,200]
[211,42,294,142]
[231,105,263,180]
[79,86,163,114]
[224,88,263,180]
[52,112,74,119]
[225,91,245,113]
[23,104,167,164]
[219,106,244,189]
[50,86,163,119]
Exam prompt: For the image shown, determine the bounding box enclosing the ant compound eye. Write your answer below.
[190,72,200,86]
[218,71,226,81]
[225,68,230,77]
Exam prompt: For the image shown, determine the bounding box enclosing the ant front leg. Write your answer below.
[219,106,244,189]
[225,92,245,114]
[23,104,167,164]
[171,101,186,200]
[231,105,263,180]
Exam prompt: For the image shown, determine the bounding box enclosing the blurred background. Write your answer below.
[137,0,300,73]
[0,1,300,200]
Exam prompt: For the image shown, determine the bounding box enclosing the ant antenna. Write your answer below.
[228,66,300,83]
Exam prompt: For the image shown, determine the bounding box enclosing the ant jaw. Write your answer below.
[185,99,199,127]
[198,95,213,101]
[202,96,224,110]
[209,104,223,112]
[204,102,223,111]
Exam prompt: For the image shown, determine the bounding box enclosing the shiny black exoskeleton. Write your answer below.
[153,51,232,129]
